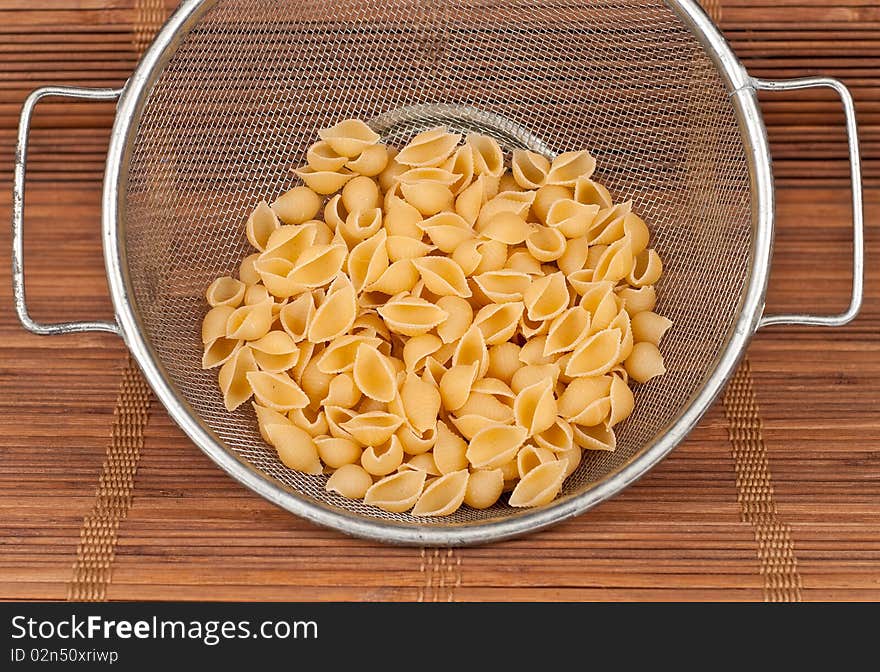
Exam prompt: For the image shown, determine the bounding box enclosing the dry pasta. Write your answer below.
[201,119,671,516]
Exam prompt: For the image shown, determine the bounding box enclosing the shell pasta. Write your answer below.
[201,119,671,516]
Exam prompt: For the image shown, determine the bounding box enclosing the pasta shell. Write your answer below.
[239,253,261,286]
[412,469,468,516]
[348,230,389,293]
[401,372,442,434]
[517,444,557,479]
[419,212,474,253]
[476,190,536,229]
[412,256,471,298]
[401,453,441,476]
[450,414,499,441]
[514,379,558,436]
[533,417,574,453]
[262,222,318,263]
[377,294,449,336]
[265,422,322,475]
[340,175,380,214]
[486,342,522,383]
[473,301,524,345]
[402,333,443,372]
[510,363,560,395]
[559,376,612,425]
[466,133,504,177]
[628,248,663,287]
[203,305,236,343]
[202,337,242,370]
[608,373,635,427]
[444,144,476,195]
[246,370,309,411]
[587,202,631,243]
[288,244,347,288]
[386,235,434,262]
[363,470,426,513]
[523,271,568,322]
[378,152,406,193]
[318,119,380,158]
[631,311,673,346]
[481,212,531,245]
[383,195,423,238]
[253,402,291,442]
[473,270,531,303]
[325,405,357,440]
[618,285,657,316]
[324,194,348,231]
[353,343,398,403]
[397,167,456,216]
[508,459,567,507]
[458,393,513,424]
[307,140,347,172]
[340,208,383,244]
[471,375,515,399]
[439,362,479,412]
[565,328,623,378]
[341,411,404,446]
[593,236,634,283]
[623,212,650,254]
[346,143,389,177]
[572,422,616,452]
[326,464,374,499]
[466,424,528,469]
[314,437,362,469]
[432,421,469,474]
[308,275,357,342]
[226,299,273,341]
[546,199,599,239]
[518,336,553,366]
[245,201,281,251]
[533,185,573,224]
[472,239,508,274]
[625,342,666,383]
[322,372,362,408]
[455,175,485,224]
[546,150,596,186]
[525,225,567,262]
[294,166,356,195]
[279,292,316,342]
[544,306,591,356]
[451,325,490,379]
[555,444,582,478]
[558,236,590,276]
[579,281,619,331]
[249,331,300,373]
[361,435,405,476]
[574,176,613,208]
[291,340,315,383]
[435,296,473,344]
[270,187,322,226]
[512,149,550,189]
[289,406,329,437]
[610,308,634,361]
[365,259,418,295]
[505,249,544,276]
[395,127,461,168]
[397,424,437,456]
[464,469,504,509]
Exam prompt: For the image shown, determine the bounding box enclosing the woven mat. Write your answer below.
[1,0,878,602]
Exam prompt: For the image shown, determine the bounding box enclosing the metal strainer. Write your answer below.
[13,0,864,545]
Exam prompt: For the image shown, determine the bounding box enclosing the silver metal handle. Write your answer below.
[13,86,122,336]
[753,76,864,329]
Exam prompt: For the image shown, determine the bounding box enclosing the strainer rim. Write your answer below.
[101,0,774,546]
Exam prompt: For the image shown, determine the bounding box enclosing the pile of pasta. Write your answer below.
[201,119,672,516]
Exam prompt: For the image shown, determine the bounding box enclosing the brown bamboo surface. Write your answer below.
[0,0,878,602]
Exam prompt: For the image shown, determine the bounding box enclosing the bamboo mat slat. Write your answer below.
[0,0,878,602]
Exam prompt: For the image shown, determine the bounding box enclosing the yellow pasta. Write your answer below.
[204,120,671,515]
[326,463,373,499]
[508,459,567,507]
[411,470,468,516]
[363,469,426,513]
[464,469,505,509]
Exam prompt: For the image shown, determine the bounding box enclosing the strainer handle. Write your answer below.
[12,86,122,336]
[753,77,864,329]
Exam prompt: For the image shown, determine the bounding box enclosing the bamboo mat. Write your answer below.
[0,0,878,602]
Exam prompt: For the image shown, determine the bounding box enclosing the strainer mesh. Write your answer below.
[123,0,752,525]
